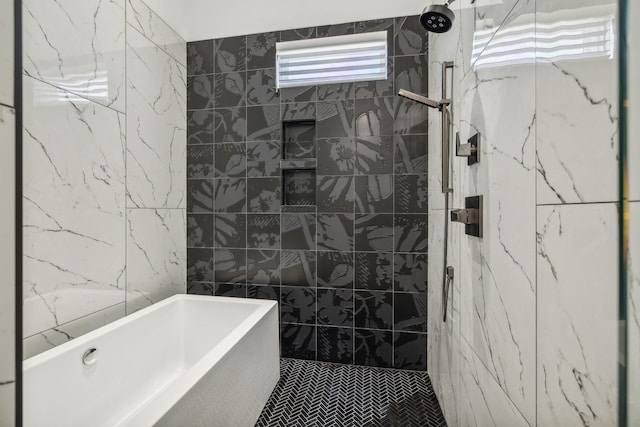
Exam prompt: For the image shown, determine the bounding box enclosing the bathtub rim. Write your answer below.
[23,294,279,426]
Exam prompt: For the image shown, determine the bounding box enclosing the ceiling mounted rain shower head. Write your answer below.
[420,0,456,33]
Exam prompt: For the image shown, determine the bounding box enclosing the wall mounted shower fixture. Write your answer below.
[451,195,483,237]
[456,132,481,165]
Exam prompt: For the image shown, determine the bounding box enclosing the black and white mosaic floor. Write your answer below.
[255,358,447,427]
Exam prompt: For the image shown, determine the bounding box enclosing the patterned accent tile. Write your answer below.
[214,213,246,248]
[317,100,355,138]
[247,140,280,177]
[255,359,445,426]
[317,289,353,327]
[317,138,355,175]
[280,325,316,360]
[395,15,428,55]
[282,214,317,250]
[394,214,427,252]
[355,97,395,137]
[214,283,246,298]
[247,249,280,285]
[394,332,427,371]
[395,174,428,213]
[186,248,214,282]
[247,284,280,301]
[283,170,316,206]
[355,214,394,252]
[187,110,214,145]
[394,293,427,332]
[187,74,214,110]
[394,134,427,174]
[247,177,282,212]
[247,214,280,249]
[214,248,246,284]
[187,179,213,212]
[355,175,393,214]
[395,55,428,95]
[247,68,278,105]
[317,214,354,252]
[317,176,355,213]
[247,32,278,71]
[317,23,355,38]
[394,253,427,293]
[215,72,246,107]
[317,251,353,289]
[280,27,316,41]
[214,107,247,143]
[356,136,393,175]
[281,286,317,323]
[213,178,247,212]
[354,329,393,368]
[318,82,356,101]
[214,142,246,177]
[394,98,428,135]
[187,39,214,75]
[281,101,316,121]
[355,290,393,330]
[187,214,214,248]
[280,86,316,103]
[214,36,246,72]
[317,327,354,364]
[187,282,214,296]
[281,250,317,287]
[187,144,214,178]
[247,104,281,141]
[355,252,393,291]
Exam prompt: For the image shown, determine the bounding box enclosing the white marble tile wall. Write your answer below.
[0,0,13,107]
[22,0,186,357]
[22,303,125,359]
[125,25,186,210]
[0,105,16,427]
[536,1,618,205]
[536,204,618,426]
[458,337,530,427]
[428,0,620,425]
[126,209,186,313]
[23,0,126,113]
[23,76,127,338]
[126,0,186,67]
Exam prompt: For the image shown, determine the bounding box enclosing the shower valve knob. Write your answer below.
[451,196,483,237]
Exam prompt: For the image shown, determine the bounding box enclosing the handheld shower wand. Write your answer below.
[398,61,455,323]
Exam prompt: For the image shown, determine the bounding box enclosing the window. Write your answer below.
[276,31,388,89]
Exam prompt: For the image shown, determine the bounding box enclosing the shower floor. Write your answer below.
[255,358,446,427]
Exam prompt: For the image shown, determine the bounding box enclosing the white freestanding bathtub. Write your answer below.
[23,295,280,427]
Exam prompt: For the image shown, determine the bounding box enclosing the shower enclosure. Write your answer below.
[621,1,639,426]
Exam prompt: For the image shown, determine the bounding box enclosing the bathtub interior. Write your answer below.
[23,296,272,427]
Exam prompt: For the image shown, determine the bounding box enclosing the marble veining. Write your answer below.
[23,303,125,359]
[537,204,617,427]
[0,105,16,425]
[126,209,186,313]
[23,76,127,338]
[536,2,618,205]
[126,25,186,209]
[126,0,186,67]
[23,0,126,112]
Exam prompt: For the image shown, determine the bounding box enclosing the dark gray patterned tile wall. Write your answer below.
[186,16,429,371]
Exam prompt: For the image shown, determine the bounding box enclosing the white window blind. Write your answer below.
[276,31,388,89]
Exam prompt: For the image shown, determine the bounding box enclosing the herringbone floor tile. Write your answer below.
[255,358,447,427]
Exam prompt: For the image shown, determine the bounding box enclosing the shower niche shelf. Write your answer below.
[281,119,317,209]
